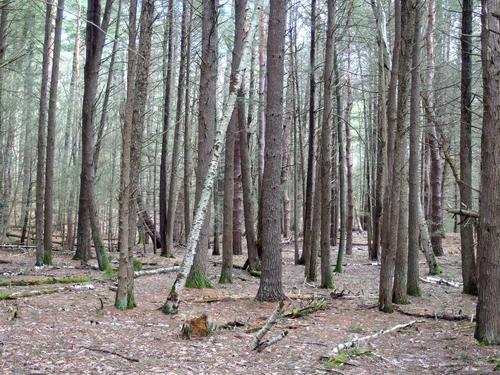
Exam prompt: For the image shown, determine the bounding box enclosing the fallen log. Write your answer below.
[133,266,179,278]
[321,320,422,360]
[0,284,95,300]
[283,299,326,318]
[419,276,462,288]
[395,306,475,322]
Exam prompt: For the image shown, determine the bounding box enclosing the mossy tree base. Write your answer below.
[185,273,213,289]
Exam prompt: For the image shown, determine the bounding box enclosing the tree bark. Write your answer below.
[301,0,316,268]
[459,0,478,295]
[256,0,287,302]
[475,0,500,344]
[34,0,55,266]
[43,0,65,265]
[407,5,422,297]
[159,0,175,257]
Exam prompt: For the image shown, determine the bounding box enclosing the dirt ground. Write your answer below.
[0,232,498,374]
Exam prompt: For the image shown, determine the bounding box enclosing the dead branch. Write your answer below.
[133,266,179,278]
[253,301,284,349]
[419,276,462,288]
[1,284,95,300]
[394,306,475,322]
[254,330,289,352]
[445,208,479,219]
[283,298,327,318]
[321,320,422,360]
[82,346,139,362]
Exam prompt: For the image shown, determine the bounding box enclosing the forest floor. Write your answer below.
[0,232,498,374]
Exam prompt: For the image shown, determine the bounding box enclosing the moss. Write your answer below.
[324,352,349,368]
[43,254,52,266]
[218,275,232,284]
[249,270,261,278]
[0,276,91,287]
[321,274,334,289]
[334,263,343,274]
[133,259,143,272]
[104,268,117,278]
[324,348,372,369]
[407,286,421,297]
[487,355,500,370]
[114,298,128,311]
[0,292,13,300]
[348,323,364,334]
[185,272,213,289]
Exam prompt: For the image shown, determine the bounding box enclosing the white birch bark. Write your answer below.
[162,2,260,314]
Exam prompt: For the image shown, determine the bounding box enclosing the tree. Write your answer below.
[459,0,478,295]
[35,0,55,266]
[43,0,65,265]
[185,0,218,288]
[319,0,335,289]
[407,2,422,297]
[76,0,113,265]
[301,0,316,269]
[256,0,287,302]
[475,0,500,344]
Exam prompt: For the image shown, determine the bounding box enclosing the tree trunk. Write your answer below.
[115,0,138,310]
[185,0,218,288]
[43,0,65,265]
[256,0,286,302]
[459,0,478,295]
[301,0,316,268]
[475,0,500,344]
[233,111,243,255]
[407,6,422,297]
[162,1,256,314]
[76,0,113,266]
[334,44,346,274]
[425,0,445,257]
[344,4,354,256]
[35,0,54,266]
[165,0,190,256]
[320,0,334,289]
[159,0,175,257]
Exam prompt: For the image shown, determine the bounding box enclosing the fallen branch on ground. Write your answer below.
[133,266,179,278]
[0,284,95,300]
[82,346,139,362]
[253,301,287,352]
[419,276,462,288]
[0,276,91,287]
[321,320,422,360]
[395,306,475,322]
[283,298,327,318]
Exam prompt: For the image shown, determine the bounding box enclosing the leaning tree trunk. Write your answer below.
[459,0,478,295]
[185,0,219,288]
[163,2,258,314]
[475,0,500,345]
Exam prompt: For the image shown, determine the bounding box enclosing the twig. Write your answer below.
[82,346,139,362]
[321,320,422,360]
